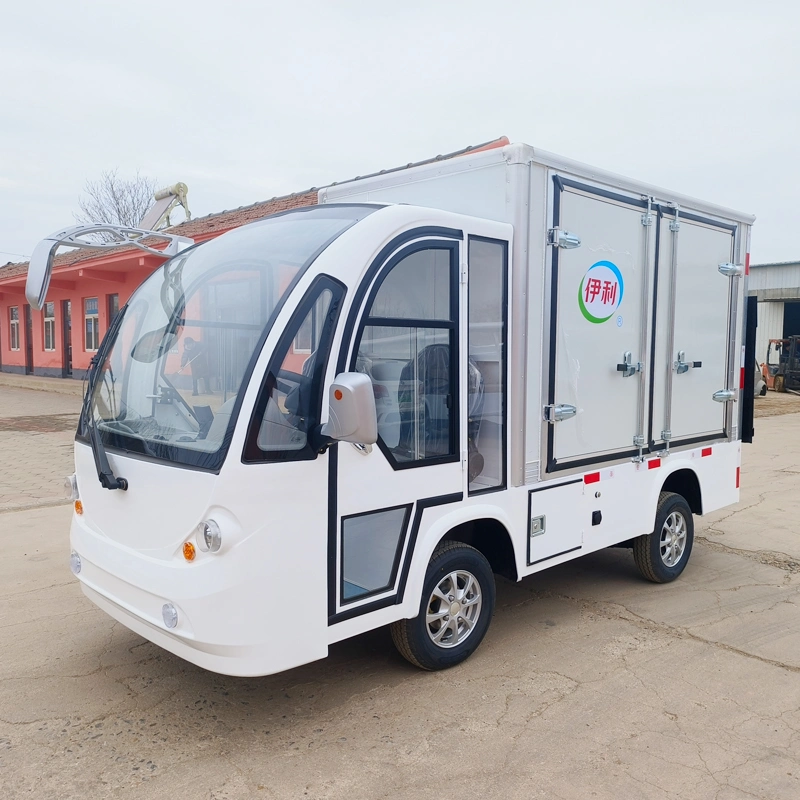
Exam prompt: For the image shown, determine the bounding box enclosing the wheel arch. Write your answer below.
[402,504,519,618]
[440,518,518,582]
[660,467,703,515]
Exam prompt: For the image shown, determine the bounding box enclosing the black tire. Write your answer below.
[390,542,495,670]
[633,492,694,583]
[760,381,768,397]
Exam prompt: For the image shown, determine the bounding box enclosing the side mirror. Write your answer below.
[320,372,378,444]
[26,237,59,310]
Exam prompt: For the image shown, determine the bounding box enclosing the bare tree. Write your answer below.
[75,169,158,228]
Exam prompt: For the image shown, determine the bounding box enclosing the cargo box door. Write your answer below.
[653,215,735,443]
[546,182,653,471]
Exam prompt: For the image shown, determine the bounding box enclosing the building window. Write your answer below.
[9,306,20,350]
[43,302,56,351]
[84,298,99,351]
[107,293,119,326]
[293,309,313,354]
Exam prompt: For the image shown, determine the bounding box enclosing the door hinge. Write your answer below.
[548,228,581,249]
[718,262,744,277]
[544,404,577,423]
[641,196,654,227]
[633,434,645,447]
[712,389,737,403]
[669,205,681,232]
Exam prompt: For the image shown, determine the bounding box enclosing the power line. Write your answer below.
[0,250,30,260]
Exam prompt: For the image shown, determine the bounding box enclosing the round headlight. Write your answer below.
[162,603,178,629]
[196,519,222,553]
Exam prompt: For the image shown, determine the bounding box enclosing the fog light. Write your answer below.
[64,474,79,501]
[70,552,81,575]
[162,603,178,629]
[196,519,222,553]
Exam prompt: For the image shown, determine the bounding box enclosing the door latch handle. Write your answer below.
[713,389,736,403]
[544,404,577,423]
[616,351,642,378]
[674,351,702,374]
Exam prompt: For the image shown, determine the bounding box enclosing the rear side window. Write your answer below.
[243,276,346,463]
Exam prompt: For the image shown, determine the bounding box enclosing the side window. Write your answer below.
[243,277,345,463]
[468,238,507,493]
[355,243,458,466]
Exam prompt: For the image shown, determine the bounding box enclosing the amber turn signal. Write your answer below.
[182,541,196,562]
[74,500,84,515]
[334,389,343,400]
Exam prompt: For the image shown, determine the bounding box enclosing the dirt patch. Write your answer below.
[754,390,800,418]
[0,413,80,433]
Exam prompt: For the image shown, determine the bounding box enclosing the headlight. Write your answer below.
[64,474,79,501]
[196,519,222,553]
[162,603,178,629]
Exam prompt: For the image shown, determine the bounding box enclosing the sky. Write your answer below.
[2,0,799,265]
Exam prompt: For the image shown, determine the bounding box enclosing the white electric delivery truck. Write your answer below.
[27,142,757,676]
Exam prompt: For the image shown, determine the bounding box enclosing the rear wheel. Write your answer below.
[633,492,694,583]
[391,542,495,670]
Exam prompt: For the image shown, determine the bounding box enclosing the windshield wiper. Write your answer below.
[89,418,129,491]
[82,307,129,491]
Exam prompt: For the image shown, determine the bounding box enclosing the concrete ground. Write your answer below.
[1,380,799,800]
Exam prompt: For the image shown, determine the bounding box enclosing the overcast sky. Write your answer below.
[2,0,798,265]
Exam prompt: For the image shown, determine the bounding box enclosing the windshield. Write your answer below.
[85,205,374,470]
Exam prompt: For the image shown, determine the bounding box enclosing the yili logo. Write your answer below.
[578,260,624,323]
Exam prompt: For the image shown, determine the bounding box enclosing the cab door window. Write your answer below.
[354,243,458,468]
[243,276,345,462]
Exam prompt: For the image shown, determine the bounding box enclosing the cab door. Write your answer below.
[328,232,465,624]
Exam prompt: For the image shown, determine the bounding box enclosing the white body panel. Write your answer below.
[68,145,754,676]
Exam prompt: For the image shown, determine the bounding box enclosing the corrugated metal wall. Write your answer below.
[749,262,800,299]
[756,301,784,367]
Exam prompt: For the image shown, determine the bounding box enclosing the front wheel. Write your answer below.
[390,542,495,670]
[633,492,694,583]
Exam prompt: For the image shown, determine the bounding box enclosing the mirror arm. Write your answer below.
[309,425,335,454]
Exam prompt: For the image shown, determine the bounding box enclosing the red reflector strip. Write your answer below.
[701,447,712,457]
[736,467,740,488]
[648,458,661,470]
[745,253,750,276]
[740,368,745,389]
[584,472,600,484]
